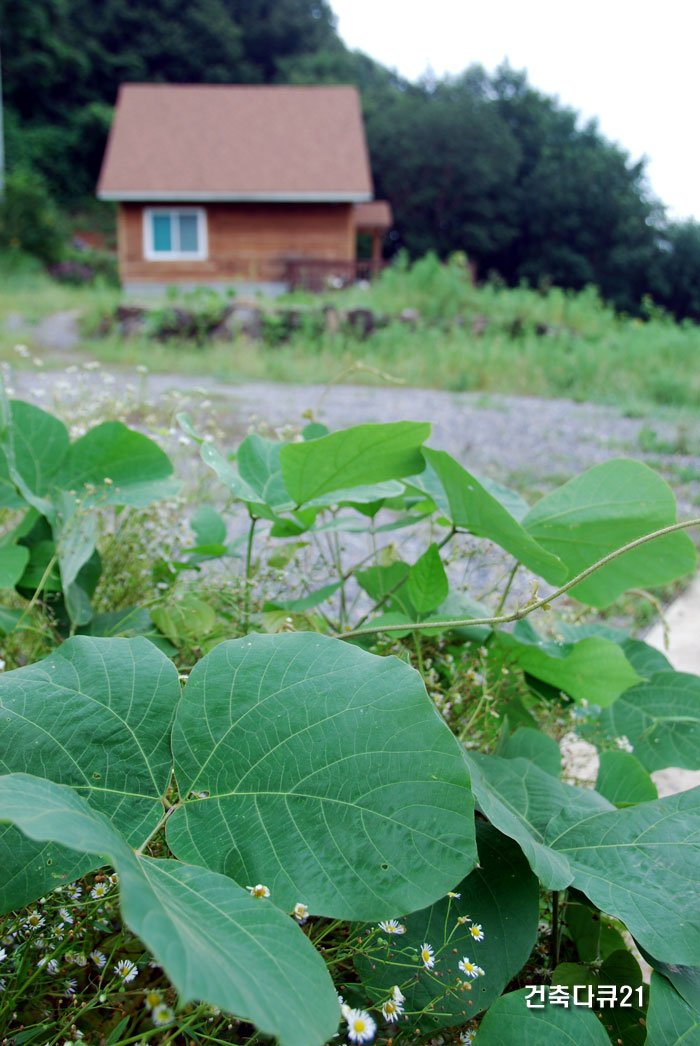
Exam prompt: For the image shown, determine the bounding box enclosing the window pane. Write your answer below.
[179,214,198,253]
[152,215,171,252]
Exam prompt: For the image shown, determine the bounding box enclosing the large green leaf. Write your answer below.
[522,459,697,607]
[405,542,448,614]
[639,945,700,1013]
[597,672,700,772]
[0,774,339,1046]
[0,636,179,910]
[595,750,658,805]
[418,449,567,581]
[167,633,476,919]
[0,399,69,508]
[464,751,612,889]
[494,619,642,706]
[236,433,295,513]
[191,504,227,546]
[55,421,177,506]
[646,972,700,1046]
[500,727,562,777]
[0,543,29,588]
[355,823,539,1034]
[280,421,430,506]
[564,895,628,962]
[474,987,611,1044]
[545,787,700,965]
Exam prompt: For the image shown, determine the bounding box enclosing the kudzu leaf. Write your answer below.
[545,787,700,965]
[405,542,448,614]
[0,636,179,910]
[355,823,539,1032]
[564,898,628,963]
[0,543,29,588]
[646,972,700,1046]
[596,672,700,772]
[236,433,295,513]
[474,987,610,1044]
[595,750,657,805]
[522,458,697,607]
[494,620,642,706]
[0,399,69,508]
[638,944,700,1012]
[0,774,339,1046]
[55,421,178,506]
[301,479,406,508]
[500,728,562,777]
[167,632,476,919]
[464,752,612,890]
[280,421,430,505]
[419,449,567,582]
[267,580,343,611]
[191,505,227,546]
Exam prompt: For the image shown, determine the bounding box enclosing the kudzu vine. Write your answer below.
[0,400,699,1045]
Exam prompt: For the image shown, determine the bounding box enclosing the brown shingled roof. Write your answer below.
[97,84,374,201]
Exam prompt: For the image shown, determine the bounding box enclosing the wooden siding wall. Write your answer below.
[118,202,356,283]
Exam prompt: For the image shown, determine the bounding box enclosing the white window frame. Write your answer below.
[143,207,208,261]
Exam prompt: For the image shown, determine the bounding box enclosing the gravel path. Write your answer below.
[8,362,700,514]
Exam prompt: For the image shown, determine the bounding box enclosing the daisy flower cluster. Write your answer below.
[0,871,162,1039]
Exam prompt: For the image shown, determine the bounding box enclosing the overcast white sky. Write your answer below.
[329,0,700,222]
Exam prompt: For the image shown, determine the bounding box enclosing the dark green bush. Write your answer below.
[0,168,66,265]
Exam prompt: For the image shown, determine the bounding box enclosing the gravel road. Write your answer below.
[7,362,700,516]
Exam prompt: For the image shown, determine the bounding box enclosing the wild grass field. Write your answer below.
[2,251,700,413]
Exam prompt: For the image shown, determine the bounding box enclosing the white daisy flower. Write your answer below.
[24,911,45,931]
[337,994,350,1018]
[381,996,403,1022]
[90,883,108,900]
[447,891,462,899]
[144,989,163,1009]
[378,919,406,934]
[246,884,270,899]
[392,985,405,1003]
[66,884,82,900]
[346,1007,377,1043]
[0,948,5,963]
[151,1004,175,1026]
[90,950,106,968]
[458,957,480,978]
[292,902,309,924]
[114,959,138,983]
[59,908,74,925]
[460,1030,477,1044]
[420,943,435,969]
[469,923,485,942]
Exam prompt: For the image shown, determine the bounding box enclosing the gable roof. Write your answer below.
[97,84,374,203]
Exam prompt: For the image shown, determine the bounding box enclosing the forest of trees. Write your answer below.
[3,0,700,320]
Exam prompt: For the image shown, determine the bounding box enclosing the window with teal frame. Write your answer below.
[144,208,207,260]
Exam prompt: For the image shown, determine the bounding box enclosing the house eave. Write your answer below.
[98,190,373,203]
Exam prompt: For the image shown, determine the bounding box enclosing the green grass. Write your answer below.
[4,250,700,413]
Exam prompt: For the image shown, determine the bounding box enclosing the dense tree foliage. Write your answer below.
[1,0,698,319]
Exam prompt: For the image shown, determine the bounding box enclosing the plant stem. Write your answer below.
[134,802,180,855]
[243,513,257,631]
[339,515,700,640]
[14,552,59,631]
[551,890,561,968]
[494,560,520,616]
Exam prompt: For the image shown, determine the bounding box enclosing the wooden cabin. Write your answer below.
[97,83,392,295]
